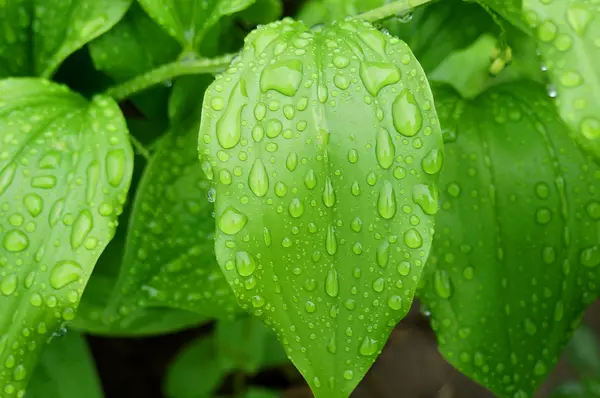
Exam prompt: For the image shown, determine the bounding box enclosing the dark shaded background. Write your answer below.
[87,299,600,398]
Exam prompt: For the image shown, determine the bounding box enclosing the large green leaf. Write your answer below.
[0,0,132,78]
[137,0,256,54]
[199,18,443,398]
[419,82,600,398]
[0,78,133,395]
[27,332,102,398]
[521,0,600,161]
[108,124,240,319]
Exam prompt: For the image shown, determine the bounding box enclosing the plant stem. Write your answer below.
[104,53,237,101]
[129,135,151,160]
[359,0,435,22]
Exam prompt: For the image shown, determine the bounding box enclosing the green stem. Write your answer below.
[359,0,435,22]
[129,135,151,160]
[104,53,237,101]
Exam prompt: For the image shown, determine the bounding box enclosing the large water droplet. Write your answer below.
[377,241,389,268]
[260,59,303,96]
[412,184,438,215]
[392,90,422,137]
[249,159,269,197]
[288,198,304,218]
[50,261,83,289]
[216,81,247,148]
[421,149,443,174]
[0,274,17,296]
[567,5,592,35]
[106,149,126,187]
[325,269,339,297]
[433,270,452,298]
[218,207,248,235]
[326,224,337,255]
[377,181,396,219]
[3,230,29,252]
[322,177,336,207]
[376,128,395,169]
[71,210,93,249]
[359,61,401,96]
[359,336,379,356]
[23,194,43,217]
[235,251,257,276]
[304,169,317,189]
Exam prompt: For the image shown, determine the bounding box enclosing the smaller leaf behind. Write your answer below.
[26,332,102,398]
[0,0,132,78]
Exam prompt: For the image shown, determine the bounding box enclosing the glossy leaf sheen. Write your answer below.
[110,126,239,318]
[26,332,102,398]
[199,18,442,398]
[419,82,600,398]
[138,0,256,51]
[0,78,133,395]
[0,0,132,78]
[522,0,600,161]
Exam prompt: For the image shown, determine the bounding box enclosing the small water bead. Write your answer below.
[333,55,350,69]
[0,274,17,296]
[305,300,316,313]
[421,148,443,174]
[377,241,389,268]
[351,181,361,196]
[23,194,43,217]
[587,201,600,220]
[252,126,264,142]
[535,208,552,224]
[376,128,395,169]
[304,169,317,189]
[392,89,422,137]
[366,172,378,186]
[325,269,339,297]
[334,75,350,90]
[397,261,411,276]
[283,105,295,120]
[537,20,557,42]
[254,102,267,120]
[326,225,337,255]
[343,370,354,380]
[351,217,363,232]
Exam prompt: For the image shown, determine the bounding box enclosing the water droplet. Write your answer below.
[286,152,298,171]
[351,217,363,232]
[50,261,82,289]
[0,163,16,195]
[235,251,257,276]
[218,207,247,235]
[288,198,304,218]
[323,177,336,207]
[23,194,43,217]
[412,184,438,215]
[71,210,93,249]
[334,75,350,90]
[524,318,537,335]
[348,149,359,163]
[359,62,401,96]
[325,269,339,297]
[388,295,403,310]
[260,59,303,96]
[106,149,126,187]
[377,181,396,219]
[587,201,600,220]
[304,169,317,189]
[266,118,283,138]
[326,224,337,255]
[343,370,354,380]
[263,227,272,247]
[392,90,422,137]
[359,336,379,356]
[3,230,29,252]
[581,118,600,140]
[333,55,350,68]
[372,277,385,292]
[376,128,395,169]
[567,5,592,35]
[327,334,337,354]
[433,270,452,298]
[581,245,599,267]
[216,81,246,148]
[305,300,316,313]
[377,241,389,268]
[249,159,269,197]
[421,149,443,174]
[537,20,557,42]
[397,261,411,276]
[0,274,17,296]
[31,175,56,189]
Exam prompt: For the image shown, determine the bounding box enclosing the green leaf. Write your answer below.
[0,0,132,78]
[199,18,443,398]
[165,334,225,398]
[26,332,102,398]
[137,0,256,53]
[108,117,239,319]
[472,0,528,31]
[238,0,283,25]
[386,0,499,73]
[521,0,600,161]
[72,231,208,336]
[418,81,600,398]
[216,316,285,374]
[551,382,587,398]
[0,78,133,395]
[88,2,179,123]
